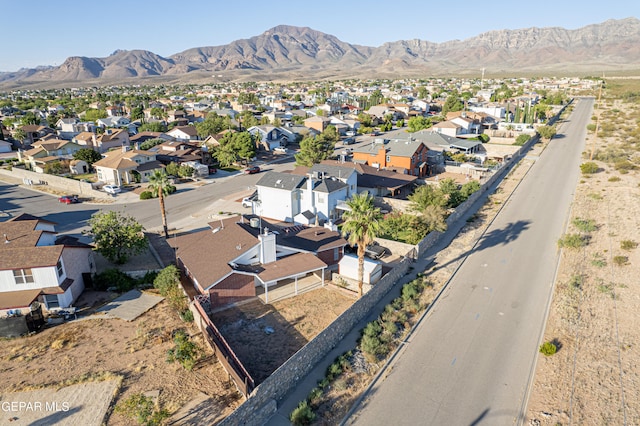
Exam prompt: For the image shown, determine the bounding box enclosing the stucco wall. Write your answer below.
[0,168,109,199]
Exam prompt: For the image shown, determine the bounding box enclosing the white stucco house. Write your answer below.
[0,214,95,315]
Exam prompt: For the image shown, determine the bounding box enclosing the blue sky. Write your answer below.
[1,0,638,72]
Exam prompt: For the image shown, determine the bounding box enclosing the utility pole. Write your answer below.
[590,73,604,161]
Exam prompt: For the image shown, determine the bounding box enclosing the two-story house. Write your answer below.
[351,138,431,177]
[0,214,94,315]
[247,125,293,151]
[166,125,199,142]
[93,146,163,186]
[18,139,83,172]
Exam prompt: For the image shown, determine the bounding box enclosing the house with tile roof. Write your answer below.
[93,146,163,186]
[0,214,95,315]
[247,125,294,151]
[174,215,346,309]
[166,125,199,142]
[94,128,131,153]
[18,139,83,173]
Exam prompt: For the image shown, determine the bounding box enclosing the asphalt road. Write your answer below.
[0,155,296,235]
[348,98,594,426]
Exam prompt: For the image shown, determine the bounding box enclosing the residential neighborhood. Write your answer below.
[0,73,632,426]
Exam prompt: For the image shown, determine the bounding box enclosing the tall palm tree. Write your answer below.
[341,192,383,297]
[148,170,171,238]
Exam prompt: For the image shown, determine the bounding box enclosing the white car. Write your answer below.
[274,146,288,154]
[242,197,253,208]
[103,185,121,194]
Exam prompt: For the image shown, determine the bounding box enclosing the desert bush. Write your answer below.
[568,274,583,289]
[179,309,194,322]
[290,400,315,425]
[154,265,188,313]
[514,134,531,146]
[167,330,199,370]
[614,160,637,173]
[557,233,587,249]
[580,162,599,174]
[539,341,557,356]
[591,253,607,268]
[608,176,621,182]
[620,240,638,250]
[572,217,597,233]
[139,191,153,200]
[613,255,629,266]
[115,392,169,426]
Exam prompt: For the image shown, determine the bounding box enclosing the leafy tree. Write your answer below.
[537,125,557,140]
[147,170,171,238]
[273,117,282,127]
[442,94,464,115]
[439,178,464,208]
[87,211,148,264]
[341,192,383,297]
[139,138,165,150]
[295,134,335,167]
[138,122,167,133]
[154,265,189,314]
[408,184,447,212]
[396,119,404,128]
[238,110,258,130]
[73,148,102,165]
[416,205,448,234]
[460,180,481,199]
[514,134,531,146]
[130,106,144,121]
[237,92,260,105]
[357,112,373,127]
[84,108,108,122]
[149,107,167,120]
[21,112,40,126]
[196,112,230,138]
[44,161,65,175]
[177,164,194,178]
[407,116,432,133]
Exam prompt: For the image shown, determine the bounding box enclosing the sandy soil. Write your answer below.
[0,294,243,425]
[526,111,640,424]
[211,286,355,383]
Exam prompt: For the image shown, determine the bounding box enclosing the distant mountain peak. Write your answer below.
[1,19,638,88]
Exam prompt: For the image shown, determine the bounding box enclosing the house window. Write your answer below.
[317,194,325,203]
[334,247,340,261]
[43,294,60,309]
[13,269,34,284]
[386,156,391,162]
[56,259,64,277]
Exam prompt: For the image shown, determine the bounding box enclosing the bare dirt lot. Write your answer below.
[526,98,640,425]
[0,294,242,425]
[211,286,355,383]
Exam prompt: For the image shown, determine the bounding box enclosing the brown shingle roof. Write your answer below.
[257,253,326,282]
[0,289,42,310]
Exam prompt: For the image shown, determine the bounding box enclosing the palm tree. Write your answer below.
[341,192,383,297]
[148,170,171,238]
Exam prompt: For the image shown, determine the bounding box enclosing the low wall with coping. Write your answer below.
[0,167,109,199]
[219,257,411,426]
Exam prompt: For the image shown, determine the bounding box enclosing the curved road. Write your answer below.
[348,98,593,425]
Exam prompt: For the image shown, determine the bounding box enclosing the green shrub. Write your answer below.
[290,400,315,426]
[167,330,199,370]
[514,134,531,146]
[621,240,638,250]
[572,217,597,233]
[93,269,135,292]
[115,392,170,426]
[139,191,153,200]
[180,309,194,322]
[557,233,587,249]
[614,160,637,173]
[608,176,621,182]
[568,275,583,289]
[539,341,557,356]
[613,256,629,266]
[591,254,607,268]
[580,162,599,175]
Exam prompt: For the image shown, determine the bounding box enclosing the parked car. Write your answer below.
[58,195,79,204]
[343,137,355,145]
[242,197,254,208]
[365,242,387,260]
[244,166,261,174]
[208,165,217,174]
[103,185,121,194]
[274,147,288,154]
[341,148,353,155]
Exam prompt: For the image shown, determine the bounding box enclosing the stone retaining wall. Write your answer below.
[219,257,411,426]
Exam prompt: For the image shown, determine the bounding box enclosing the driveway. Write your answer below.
[96,289,164,321]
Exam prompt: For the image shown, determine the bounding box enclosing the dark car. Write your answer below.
[208,165,218,174]
[244,166,261,174]
[59,195,79,204]
[344,241,388,260]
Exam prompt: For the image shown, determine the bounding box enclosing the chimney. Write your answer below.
[259,228,276,264]
[121,142,128,153]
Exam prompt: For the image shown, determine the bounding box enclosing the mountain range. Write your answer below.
[2,18,639,88]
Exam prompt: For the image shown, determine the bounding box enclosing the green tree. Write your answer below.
[149,107,167,120]
[87,211,147,264]
[21,112,40,126]
[341,192,383,297]
[139,138,165,150]
[147,170,171,238]
[408,184,447,212]
[442,94,464,115]
[44,161,65,175]
[138,122,167,133]
[537,125,557,140]
[12,128,26,143]
[295,134,335,167]
[130,106,144,121]
[238,110,258,130]
[357,112,373,127]
[407,116,432,133]
[84,108,108,122]
[73,148,102,165]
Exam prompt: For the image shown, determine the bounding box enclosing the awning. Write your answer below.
[0,289,42,310]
